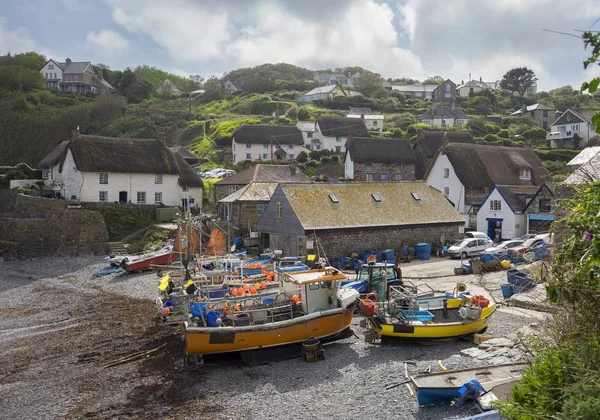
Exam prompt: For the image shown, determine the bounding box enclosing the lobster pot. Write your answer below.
[414,243,432,260]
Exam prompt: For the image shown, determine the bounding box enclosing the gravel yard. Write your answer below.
[0,256,548,419]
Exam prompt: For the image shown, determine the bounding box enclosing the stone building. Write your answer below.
[255,182,464,257]
[510,103,557,130]
[344,137,416,181]
[432,79,457,104]
[414,131,475,179]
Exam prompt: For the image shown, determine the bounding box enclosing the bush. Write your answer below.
[309,150,322,160]
[522,126,547,140]
[330,155,339,164]
[483,134,500,142]
[498,129,509,138]
[320,156,332,164]
[305,160,318,168]
[406,123,431,136]
[297,106,311,121]
[296,151,308,163]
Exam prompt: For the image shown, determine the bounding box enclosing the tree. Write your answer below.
[466,96,492,115]
[189,75,204,90]
[352,69,384,97]
[500,67,538,105]
[581,31,600,133]
[422,76,444,85]
[296,151,308,163]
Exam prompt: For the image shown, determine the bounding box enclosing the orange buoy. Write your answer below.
[231,288,238,296]
[243,283,250,290]
[269,271,275,277]
[260,281,267,289]
[261,268,267,275]
[250,287,257,294]
[254,282,260,290]
[160,307,171,317]
[237,287,244,296]
[291,295,300,303]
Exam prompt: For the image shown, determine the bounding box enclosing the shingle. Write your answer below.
[280,182,464,230]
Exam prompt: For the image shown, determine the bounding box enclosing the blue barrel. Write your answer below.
[206,311,221,327]
[190,302,206,317]
[263,298,274,305]
[501,283,514,298]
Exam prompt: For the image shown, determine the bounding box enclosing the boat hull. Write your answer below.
[184,305,355,355]
[125,251,179,272]
[372,305,496,339]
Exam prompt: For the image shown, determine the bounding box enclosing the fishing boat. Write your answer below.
[360,284,496,340]
[125,248,180,272]
[410,362,527,406]
[168,267,358,361]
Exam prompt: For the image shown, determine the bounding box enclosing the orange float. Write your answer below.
[260,281,267,289]
[250,287,257,294]
[231,288,238,296]
[291,295,300,303]
[243,284,250,290]
[254,282,261,290]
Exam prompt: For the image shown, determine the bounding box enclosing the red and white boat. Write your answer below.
[125,249,180,272]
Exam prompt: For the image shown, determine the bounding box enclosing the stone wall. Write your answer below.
[314,222,463,257]
[353,162,415,182]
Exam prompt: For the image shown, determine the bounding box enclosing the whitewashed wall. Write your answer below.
[426,153,467,218]
[476,189,516,239]
[40,60,63,87]
[344,152,354,179]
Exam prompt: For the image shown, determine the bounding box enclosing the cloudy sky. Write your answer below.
[1,0,600,90]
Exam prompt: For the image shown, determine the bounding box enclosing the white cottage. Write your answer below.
[547,109,597,149]
[37,131,203,207]
[314,116,370,153]
[231,124,305,164]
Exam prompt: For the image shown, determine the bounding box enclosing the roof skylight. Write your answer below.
[329,193,339,203]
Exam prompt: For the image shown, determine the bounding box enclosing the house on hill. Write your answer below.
[40,58,115,94]
[425,140,552,230]
[296,121,318,150]
[344,137,416,181]
[231,125,305,164]
[296,84,349,102]
[156,79,182,96]
[221,80,242,94]
[391,84,438,99]
[510,103,556,129]
[38,131,202,207]
[314,116,370,153]
[414,131,475,179]
[313,71,361,86]
[255,182,464,257]
[432,79,457,104]
[547,109,598,149]
[418,105,469,128]
[345,107,385,131]
[564,146,600,184]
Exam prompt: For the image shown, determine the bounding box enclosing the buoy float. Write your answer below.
[291,295,300,303]
[231,288,238,296]
[254,282,261,290]
[250,287,257,294]
[243,283,250,290]
[260,281,267,289]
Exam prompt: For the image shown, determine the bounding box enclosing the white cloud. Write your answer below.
[85,29,131,57]
[0,16,37,54]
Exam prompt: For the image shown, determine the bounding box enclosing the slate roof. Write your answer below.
[303,85,344,96]
[391,84,438,92]
[316,116,370,137]
[346,137,415,164]
[215,164,312,186]
[566,146,600,167]
[276,182,464,230]
[510,103,555,115]
[218,182,279,203]
[348,107,373,115]
[550,109,588,126]
[495,186,530,212]
[296,121,316,132]
[232,124,304,145]
[419,106,469,120]
[426,143,552,188]
[59,61,91,74]
[414,131,475,179]
[38,134,202,188]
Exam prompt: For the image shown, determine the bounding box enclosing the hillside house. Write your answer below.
[418,106,469,128]
[156,79,182,96]
[425,140,552,229]
[221,80,242,94]
[255,182,464,257]
[40,58,114,94]
[296,121,318,150]
[414,131,475,179]
[314,116,370,153]
[432,79,457,104]
[391,84,438,99]
[547,109,597,149]
[214,164,312,203]
[296,85,351,102]
[344,137,416,181]
[476,184,554,239]
[456,79,488,98]
[37,131,202,207]
[314,71,361,86]
[564,146,600,184]
[345,107,385,131]
[231,125,305,164]
[510,103,556,129]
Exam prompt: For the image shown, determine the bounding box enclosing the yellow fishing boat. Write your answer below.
[181,267,358,359]
[361,285,496,340]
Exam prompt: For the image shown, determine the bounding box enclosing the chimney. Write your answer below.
[461,80,464,85]
[158,132,166,144]
[71,128,80,140]
[441,132,449,154]
[66,58,72,64]
[479,76,482,83]
[360,113,364,120]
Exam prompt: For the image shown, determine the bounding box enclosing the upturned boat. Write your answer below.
[410,362,527,406]
[171,267,358,362]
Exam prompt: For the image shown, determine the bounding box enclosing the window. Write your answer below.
[371,193,382,202]
[155,192,162,204]
[543,110,548,117]
[329,193,340,203]
[472,205,480,213]
[393,173,402,181]
[490,200,501,211]
[543,121,548,129]
[45,72,48,78]
[155,174,163,184]
[262,153,268,160]
[307,132,313,138]
[335,146,341,152]
[519,168,531,180]
[567,115,570,122]
[246,153,252,160]
[316,145,321,150]
[276,201,283,218]
[456,119,465,126]
[137,192,146,204]
[373,121,378,126]
[99,173,108,184]
[256,203,267,216]
[446,83,451,92]
[99,191,108,202]
[365,173,375,182]
[42,168,51,179]
[444,187,449,196]
[336,136,342,142]
[539,199,552,213]
[380,173,388,182]
[483,187,490,195]
[246,143,252,149]
[49,64,54,69]
[443,168,449,178]
[263,143,269,149]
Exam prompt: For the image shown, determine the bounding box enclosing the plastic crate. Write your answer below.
[402,310,434,322]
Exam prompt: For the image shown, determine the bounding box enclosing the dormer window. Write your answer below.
[519,168,531,180]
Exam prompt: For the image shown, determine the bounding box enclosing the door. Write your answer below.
[119,191,127,203]
[487,218,503,242]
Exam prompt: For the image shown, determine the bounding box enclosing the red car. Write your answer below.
[507,235,550,256]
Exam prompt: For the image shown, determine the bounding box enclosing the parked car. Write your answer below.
[506,234,551,256]
[448,238,494,259]
[200,168,226,178]
[465,231,491,241]
[484,239,525,254]
[518,233,537,241]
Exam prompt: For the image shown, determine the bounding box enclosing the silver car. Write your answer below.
[484,239,525,254]
[448,238,494,259]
